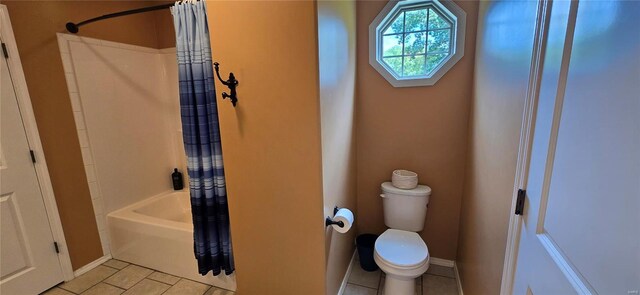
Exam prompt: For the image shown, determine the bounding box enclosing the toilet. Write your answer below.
[374,182,431,295]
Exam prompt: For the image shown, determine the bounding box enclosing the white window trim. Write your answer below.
[369,0,466,87]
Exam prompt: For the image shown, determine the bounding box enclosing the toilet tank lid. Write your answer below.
[381,182,431,196]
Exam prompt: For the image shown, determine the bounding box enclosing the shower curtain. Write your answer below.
[171,1,234,276]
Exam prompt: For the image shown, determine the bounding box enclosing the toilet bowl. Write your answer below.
[374,229,429,294]
[376,182,432,295]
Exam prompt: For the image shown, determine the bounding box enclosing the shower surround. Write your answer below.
[57,34,235,290]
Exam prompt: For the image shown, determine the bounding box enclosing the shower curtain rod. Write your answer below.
[65,3,173,34]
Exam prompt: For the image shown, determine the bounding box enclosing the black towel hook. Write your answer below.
[213,62,238,107]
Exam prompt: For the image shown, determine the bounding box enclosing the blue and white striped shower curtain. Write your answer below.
[171,1,234,276]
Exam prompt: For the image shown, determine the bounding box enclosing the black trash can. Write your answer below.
[356,234,379,271]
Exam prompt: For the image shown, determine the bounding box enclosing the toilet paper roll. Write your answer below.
[332,208,354,234]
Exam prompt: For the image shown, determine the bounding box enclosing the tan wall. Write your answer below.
[154,8,176,49]
[355,0,478,260]
[206,1,326,294]
[455,1,535,293]
[2,0,174,270]
[317,1,357,294]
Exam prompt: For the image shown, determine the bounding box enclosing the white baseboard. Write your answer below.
[431,257,464,294]
[72,254,112,278]
[337,250,356,295]
[454,262,464,295]
[429,257,455,268]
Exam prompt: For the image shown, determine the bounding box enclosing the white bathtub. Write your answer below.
[107,191,236,291]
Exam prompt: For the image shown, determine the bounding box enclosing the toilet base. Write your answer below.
[383,274,416,295]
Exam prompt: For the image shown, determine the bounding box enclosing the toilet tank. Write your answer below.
[380,182,431,232]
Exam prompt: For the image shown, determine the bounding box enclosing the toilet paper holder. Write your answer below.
[325,206,345,228]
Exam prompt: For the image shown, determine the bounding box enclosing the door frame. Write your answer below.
[0,4,74,281]
[499,0,552,293]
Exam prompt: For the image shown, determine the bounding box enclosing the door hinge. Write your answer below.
[29,150,36,163]
[53,242,60,254]
[515,189,526,215]
[1,43,8,58]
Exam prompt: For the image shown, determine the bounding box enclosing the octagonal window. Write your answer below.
[369,0,466,87]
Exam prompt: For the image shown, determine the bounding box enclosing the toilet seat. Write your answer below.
[374,229,429,268]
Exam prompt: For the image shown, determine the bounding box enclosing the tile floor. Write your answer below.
[41,259,234,295]
[41,256,457,295]
[343,253,459,295]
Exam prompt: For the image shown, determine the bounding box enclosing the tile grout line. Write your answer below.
[425,272,457,279]
[97,263,154,292]
[125,276,170,294]
[59,264,120,295]
[59,285,80,295]
[124,264,156,291]
[346,280,381,290]
[100,264,119,271]
[207,281,236,293]
[158,280,177,295]
[346,282,379,291]
[158,278,209,295]
[145,275,178,286]
[100,280,127,291]
[203,287,215,295]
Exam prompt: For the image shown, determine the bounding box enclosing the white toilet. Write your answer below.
[374,182,431,295]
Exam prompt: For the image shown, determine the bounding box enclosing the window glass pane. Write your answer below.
[373,1,463,84]
[403,55,426,76]
[403,32,426,55]
[404,9,427,32]
[383,57,403,76]
[427,29,451,53]
[428,9,451,29]
[382,34,404,57]
[383,12,405,35]
[426,53,447,73]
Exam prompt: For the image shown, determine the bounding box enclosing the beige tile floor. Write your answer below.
[41,259,234,295]
[343,254,459,295]
[41,256,456,295]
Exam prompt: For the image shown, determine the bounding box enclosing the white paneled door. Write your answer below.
[0,38,64,294]
[512,0,640,294]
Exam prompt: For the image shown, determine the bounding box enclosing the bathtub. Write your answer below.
[107,191,236,291]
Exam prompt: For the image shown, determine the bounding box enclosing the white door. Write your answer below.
[0,39,64,294]
[512,0,640,294]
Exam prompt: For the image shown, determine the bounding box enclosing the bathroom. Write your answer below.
[0,0,638,295]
